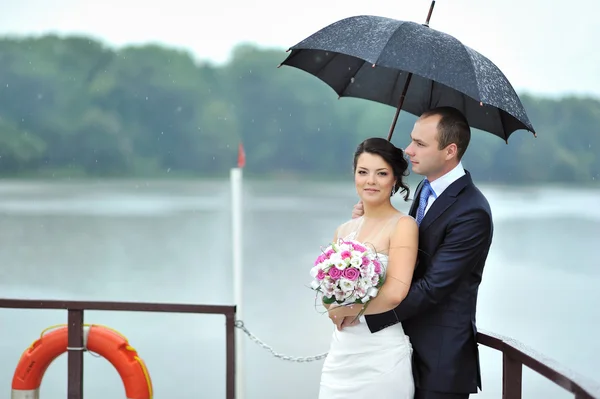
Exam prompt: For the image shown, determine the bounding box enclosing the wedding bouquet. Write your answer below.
[309,239,385,306]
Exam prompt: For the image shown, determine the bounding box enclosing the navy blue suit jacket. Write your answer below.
[365,170,493,394]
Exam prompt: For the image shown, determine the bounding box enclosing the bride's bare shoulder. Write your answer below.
[396,212,415,222]
[391,213,418,238]
[393,212,416,225]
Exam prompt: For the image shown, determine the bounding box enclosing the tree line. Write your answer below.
[0,35,598,184]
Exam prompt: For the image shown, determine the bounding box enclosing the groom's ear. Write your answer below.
[444,143,458,160]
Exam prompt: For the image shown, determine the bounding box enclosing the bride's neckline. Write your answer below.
[348,213,403,243]
[342,231,389,258]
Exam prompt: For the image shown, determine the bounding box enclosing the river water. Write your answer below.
[0,178,598,398]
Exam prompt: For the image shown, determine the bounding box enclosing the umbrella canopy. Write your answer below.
[279,14,536,142]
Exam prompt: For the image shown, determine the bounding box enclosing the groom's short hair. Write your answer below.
[421,107,471,160]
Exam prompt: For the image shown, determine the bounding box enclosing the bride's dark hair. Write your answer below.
[353,137,410,201]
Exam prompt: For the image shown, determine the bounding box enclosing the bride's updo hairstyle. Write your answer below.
[353,137,410,201]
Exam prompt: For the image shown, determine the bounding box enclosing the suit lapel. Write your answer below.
[409,180,424,218]
[419,171,472,232]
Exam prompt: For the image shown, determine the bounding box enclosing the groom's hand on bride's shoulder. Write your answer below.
[352,201,364,219]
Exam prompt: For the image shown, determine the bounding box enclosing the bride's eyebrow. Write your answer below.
[358,167,389,171]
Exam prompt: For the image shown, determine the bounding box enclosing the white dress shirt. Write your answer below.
[423,162,466,215]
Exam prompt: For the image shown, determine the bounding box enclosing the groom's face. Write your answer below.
[405,115,447,180]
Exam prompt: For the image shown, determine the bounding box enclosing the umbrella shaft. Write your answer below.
[387,73,413,141]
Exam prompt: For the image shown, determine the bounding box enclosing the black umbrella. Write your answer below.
[278,2,536,142]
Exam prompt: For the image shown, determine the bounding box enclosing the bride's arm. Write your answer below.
[329,217,418,318]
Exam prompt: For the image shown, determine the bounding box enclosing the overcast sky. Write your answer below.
[1,0,598,98]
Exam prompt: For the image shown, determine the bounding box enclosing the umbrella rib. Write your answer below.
[462,47,530,137]
[428,78,435,109]
[390,67,404,106]
[337,60,369,97]
[374,21,412,66]
[313,51,342,84]
[499,108,508,142]
[461,47,520,139]
[460,46,482,103]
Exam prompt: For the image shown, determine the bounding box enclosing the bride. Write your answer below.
[318,137,418,399]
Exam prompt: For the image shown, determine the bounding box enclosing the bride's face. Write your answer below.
[354,152,396,204]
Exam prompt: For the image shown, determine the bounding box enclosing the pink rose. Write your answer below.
[340,250,351,259]
[373,259,381,274]
[316,269,325,280]
[314,254,325,265]
[343,267,360,281]
[361,256,370,266]
[352,243,366,252]
[328,267,342,280]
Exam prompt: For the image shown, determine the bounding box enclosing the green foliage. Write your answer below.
[0,35,598,183]
[322,295,336,305]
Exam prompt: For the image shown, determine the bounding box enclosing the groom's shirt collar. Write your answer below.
[428,162,465,198]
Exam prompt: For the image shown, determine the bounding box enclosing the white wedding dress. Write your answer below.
[318,234,415,399]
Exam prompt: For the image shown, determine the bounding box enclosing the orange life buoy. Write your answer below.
[11,324,153,399]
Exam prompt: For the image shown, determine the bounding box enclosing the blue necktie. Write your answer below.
[416,180,434,226]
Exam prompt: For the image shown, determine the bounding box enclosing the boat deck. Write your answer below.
[1,298,598,399]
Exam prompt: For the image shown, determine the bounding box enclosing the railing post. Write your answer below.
[67,309,84,399]
[226,311,236,399]
[502,351,523,399]
[1,299,595,399]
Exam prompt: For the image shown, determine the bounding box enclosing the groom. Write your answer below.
[347,107,493,399]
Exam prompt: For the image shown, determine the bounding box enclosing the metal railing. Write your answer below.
[477,329,600,399]
[0,298,236,399]
[0,298,598,399]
